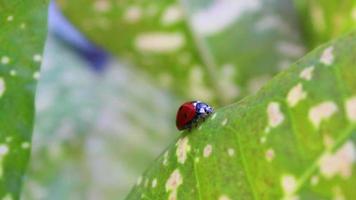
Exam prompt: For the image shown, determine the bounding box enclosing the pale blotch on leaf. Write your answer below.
[2,193,12,200]
[203,144,213,158]
[5,137,12,143]
[310,175,319,186]
[176,137,191,164]
[21,142,30,149]
[320,46,334,66]
[135,32,185,53]
[319,141,355,179]
[1,56,10,64]
[33,54,42,62]
[299,66,315,81]
[191,0,261,36]
[308,101,338,128]
[33,71,40,80]
[260,136,267,144]
[287,83,307,107]
[166,169,183,192]
[352,7,356,20]
[10,70,17,76]
[161,5,183,26]
[211,113,217,120]
[227,148,235,157]
[0,77,6,97]
[7,15,13,21]
[265,148,275,162]
[136,176,142,186]
[281,174,297,196]
[123,6,142,23]
[332,186,345,200]
[323,134,334,150]
[152,178,157,188]
[267,102,284,128]
[168,190,177,200]
[163,151,169,166]
[93,0,111,12]
[0,144,9,156]
[221,118,228,126]
[218,195,231,200]
[345,96,356,122]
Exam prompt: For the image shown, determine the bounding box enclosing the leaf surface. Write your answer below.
[0,0,48,198]
[126,32,356,200]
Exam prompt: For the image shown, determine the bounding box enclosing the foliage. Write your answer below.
[58,0,305,105]
[126,31,356,200]
[0,0,48,199]
[294,0,356,48]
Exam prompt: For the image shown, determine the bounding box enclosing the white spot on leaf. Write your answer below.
[163,151,169,166]
[33,71,40,80]
[93,0,111,12]
[227,148,235,157]
[1,56,10,64]
[192,0,261,36]
[0,78,5,97]
[309,101,338,128]
[176,137,191,164]
[0,145,9,156]
[299,66,315,81]
[310,175,319,186]
[21,142,30,149]
[124,6,142,23]
[287,83,307,107]
[152,178,157,188]
[267,102,284,128]
[265,148,275,162]
[221,118,228,126]
[211,113,217,120]
[219,195,231,200]
[345,96,356,122]
[135,32,185,53]
[281,175,297,196]
[203,144,213,158]
[136,176,142,185]
[319,141,355,179]
[320,46,334,66]
[161,5,183,26]
[166,169,183,192]
[9,70,16,76]
[7,15,13,21]
[33,54,42,62]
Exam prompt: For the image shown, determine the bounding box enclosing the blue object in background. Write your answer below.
[48,1,109,72]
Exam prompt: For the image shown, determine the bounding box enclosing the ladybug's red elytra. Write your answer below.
[176,101,214,131]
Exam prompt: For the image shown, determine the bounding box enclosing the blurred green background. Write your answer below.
[19,0,355,199]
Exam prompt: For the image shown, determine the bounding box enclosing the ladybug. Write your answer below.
[176,100,214,131]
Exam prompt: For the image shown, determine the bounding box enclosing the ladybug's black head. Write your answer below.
[195,102,213,115]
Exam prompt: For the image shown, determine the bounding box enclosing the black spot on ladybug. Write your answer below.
[184,113,188,118]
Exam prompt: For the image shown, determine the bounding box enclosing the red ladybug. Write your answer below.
[176,101,214,131]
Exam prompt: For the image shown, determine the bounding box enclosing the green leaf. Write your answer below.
[59,0,304,104]
[126,31,356,199]
[294,0,356,48]
[0,0,48,198]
